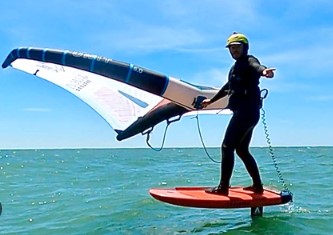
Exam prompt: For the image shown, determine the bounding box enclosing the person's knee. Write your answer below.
[235,147,250,159]
[222,143,235,156]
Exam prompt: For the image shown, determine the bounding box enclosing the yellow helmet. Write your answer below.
[226,32,249,47]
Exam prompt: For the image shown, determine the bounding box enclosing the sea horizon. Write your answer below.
[1,145,332,151]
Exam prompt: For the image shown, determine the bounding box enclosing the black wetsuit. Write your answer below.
[211,54,266,189]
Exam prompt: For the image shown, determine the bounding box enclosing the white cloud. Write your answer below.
[187,68,229,87]
[92,25,206,54]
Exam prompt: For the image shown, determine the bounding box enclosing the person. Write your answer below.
[200,32,275,196]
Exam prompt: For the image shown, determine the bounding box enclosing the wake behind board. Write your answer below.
[149,186,292,216]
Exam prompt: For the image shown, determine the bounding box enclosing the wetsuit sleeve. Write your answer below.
[248,56,267,75]
[210,82,229,103]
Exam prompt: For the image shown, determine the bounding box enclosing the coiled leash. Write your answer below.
[260,89,292,198]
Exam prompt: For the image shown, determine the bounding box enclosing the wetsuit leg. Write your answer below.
[205,120,235,195]
[235,128,262,186]
[220,142,234,188]
[219,113,241,187]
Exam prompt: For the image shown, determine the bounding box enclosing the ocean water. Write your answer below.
[0,147,332,235]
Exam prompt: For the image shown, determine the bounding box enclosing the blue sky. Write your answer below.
[0,0,333,149]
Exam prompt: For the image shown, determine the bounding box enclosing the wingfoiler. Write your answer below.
[2,47,292,216]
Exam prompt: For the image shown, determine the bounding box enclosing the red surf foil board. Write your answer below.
[149,186,292,209]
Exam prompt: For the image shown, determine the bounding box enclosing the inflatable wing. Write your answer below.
[2,48,229,141]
